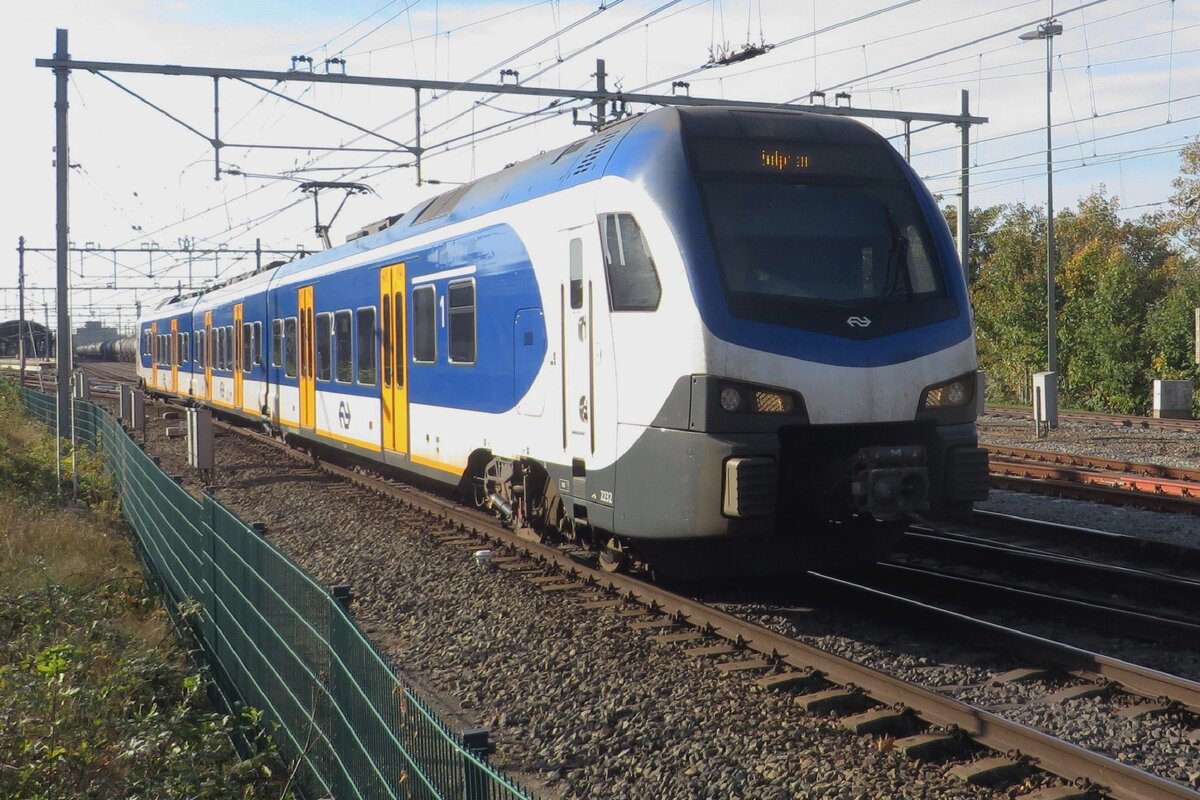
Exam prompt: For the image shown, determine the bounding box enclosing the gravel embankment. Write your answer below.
[122,400,1200,796]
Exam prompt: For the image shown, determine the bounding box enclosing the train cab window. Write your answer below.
[241,323,252,372]
[334,310,353,383]
[356,307,376,385]
[412,286,436,364]
[447,280,476,365]
[252,322,263,367]
[569,238,584,310]
[283,317,298,378]
[271,320,282,368]
[315,312,332,382]
[598,213,662,311]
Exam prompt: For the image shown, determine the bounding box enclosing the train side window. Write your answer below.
[241,322,252,372]
[315,312,332,381]
[598,213,662,311]
[197,331,204,368]
[447,279,476,365]
[181,332,189,364]
[284,317,298,378]
[382,299,393,387]
[569,238,584,309]
[334,310,353,383]
[271,320,282,367]
[412,286,436,363]
[225,327,233,371]
[356,307,376,385]
[253,322,263,367]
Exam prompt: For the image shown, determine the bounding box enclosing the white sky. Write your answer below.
[6,0,1199,330]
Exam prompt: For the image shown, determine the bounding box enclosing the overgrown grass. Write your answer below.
[0,384,297,800]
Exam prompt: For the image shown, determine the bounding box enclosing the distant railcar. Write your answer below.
[135,106,988,575]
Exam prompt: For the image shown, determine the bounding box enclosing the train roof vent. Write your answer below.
[346,213,404,242]
[411,185,471,225]
[552,139,587,164]
[571,129,619,176]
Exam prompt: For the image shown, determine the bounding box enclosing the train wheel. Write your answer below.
[598,540,628,574]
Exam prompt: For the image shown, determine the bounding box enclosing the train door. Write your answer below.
[298,286,316,429]
[204,311,213,402]
[170,318,179,394]
[561,231,595,461]
[150,322,158,389]
[380,263,409,454]
[233,303,244,411]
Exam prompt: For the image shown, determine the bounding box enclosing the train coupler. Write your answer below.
[850,445,928,520]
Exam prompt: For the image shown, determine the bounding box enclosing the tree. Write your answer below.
[968,204,1048,402]
[1166,136,1200,254]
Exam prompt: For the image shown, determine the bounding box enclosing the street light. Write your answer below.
[1019,18,1063,430]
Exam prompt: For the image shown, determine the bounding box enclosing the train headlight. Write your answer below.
[919,374,975,410]
[719,382,798,414]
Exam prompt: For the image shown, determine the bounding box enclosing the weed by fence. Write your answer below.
[19,386,533,800]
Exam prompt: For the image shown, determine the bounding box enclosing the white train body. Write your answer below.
[137,107,988,571]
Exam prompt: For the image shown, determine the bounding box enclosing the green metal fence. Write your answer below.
[19,387,534,800]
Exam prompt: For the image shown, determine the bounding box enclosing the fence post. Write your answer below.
[461,728,493,800]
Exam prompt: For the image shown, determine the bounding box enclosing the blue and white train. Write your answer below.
[137,106,988,574]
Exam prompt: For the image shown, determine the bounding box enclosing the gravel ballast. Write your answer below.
[104,395,1200,797]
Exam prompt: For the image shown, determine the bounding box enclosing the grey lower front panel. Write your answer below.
[608,420,986,542]
[612,426,779,540]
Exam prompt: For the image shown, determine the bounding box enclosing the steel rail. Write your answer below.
[990,472,1200,515]
[989,445,1200,486]
[127,405,1200,800]
[811,570,1200,718]
[985,405,1200,434]
[269,445,1200,800]
[868,560,1200,649]
[968,510,1200,571]
[895,529,1200,605]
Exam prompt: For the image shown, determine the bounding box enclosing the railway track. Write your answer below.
[988,445,1200,514]
[877,526,1200,646]
[986,405,1200,435]
[61,384,1200,797]
[185,409,1199,800]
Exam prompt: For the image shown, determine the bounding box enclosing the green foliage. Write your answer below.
[0,570,293,800]
[1168,136,1200,253]
[967,203,1048,402]
[968,181,1198,413]
[0,390,298,800]
[0,382,114,515]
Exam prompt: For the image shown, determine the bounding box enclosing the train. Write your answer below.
[76,336,138,362]
[132,106,989,576]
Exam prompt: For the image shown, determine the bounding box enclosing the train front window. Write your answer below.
[690,136,957,336]
[701,181,943,305]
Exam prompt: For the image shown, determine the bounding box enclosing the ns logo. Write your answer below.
[846,316,872,328]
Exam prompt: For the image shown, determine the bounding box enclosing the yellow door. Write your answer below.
[170,319,179,394]
[380,264,408,454]
[204,312,213,402]
[298,286,316,429]
[233,304,244,411]
[150,322,158,388]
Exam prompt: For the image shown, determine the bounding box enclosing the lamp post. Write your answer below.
[1019,17,1062,428]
